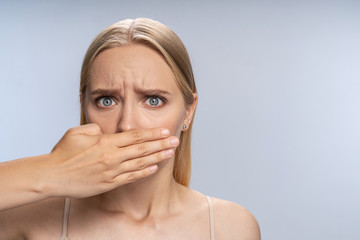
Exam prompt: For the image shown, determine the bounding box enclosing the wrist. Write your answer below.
[31,153,58,199]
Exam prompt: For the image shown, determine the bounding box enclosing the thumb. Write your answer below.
[69,123,103,136]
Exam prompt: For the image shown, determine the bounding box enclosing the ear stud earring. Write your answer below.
[183,124,187,129]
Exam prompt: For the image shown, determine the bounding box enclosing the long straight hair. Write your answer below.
[80,18,197,186]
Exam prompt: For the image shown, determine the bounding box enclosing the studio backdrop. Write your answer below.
[1,1,359,239]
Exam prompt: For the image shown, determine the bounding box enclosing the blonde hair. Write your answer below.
[80,18,197,186]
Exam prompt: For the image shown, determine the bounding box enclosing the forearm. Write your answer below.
[0,126,176,211]
[0,154,53,211]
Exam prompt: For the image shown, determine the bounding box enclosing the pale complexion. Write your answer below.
[0,44,260,240]
[79,44,197,218]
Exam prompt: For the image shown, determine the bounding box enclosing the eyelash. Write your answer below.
[94,95,168,108]
[95,96,116,108]
[145,95,168,107]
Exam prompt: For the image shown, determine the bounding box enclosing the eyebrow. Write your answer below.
[90,89,120,96]
[134,87,171,96]
[89,88,171,96]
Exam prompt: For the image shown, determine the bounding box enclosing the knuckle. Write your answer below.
[127,172,137,182]
[66,127,76,135]
[99,152,112,168]
[132,131,142,142]
[90,123,101,131]
[136,158,146,168]
[137,143,148,153]
[89,123,102,135]
[102,170,115,183]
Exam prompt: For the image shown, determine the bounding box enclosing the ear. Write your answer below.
[182,93,198,130]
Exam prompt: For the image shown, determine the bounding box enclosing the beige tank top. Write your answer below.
[59,196,215,240]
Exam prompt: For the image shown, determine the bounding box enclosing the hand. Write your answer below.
[41,123,178,198]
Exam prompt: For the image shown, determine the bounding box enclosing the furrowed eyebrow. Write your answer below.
[134,87,171,96]
[89,88,171,97]
[90,89,120,96]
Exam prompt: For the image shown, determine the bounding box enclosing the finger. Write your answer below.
[118,148,175,173]
[113,136,179,162]
[67,123,102,136]
[114,164,160,185]
[105,128,171,147]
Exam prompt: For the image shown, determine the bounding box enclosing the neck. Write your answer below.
[94,159,185,220]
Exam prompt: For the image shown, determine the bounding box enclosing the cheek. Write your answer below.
[124,102,186,138]
[84,103,120,134]
[149,109,185,137]
[157,99,187,136]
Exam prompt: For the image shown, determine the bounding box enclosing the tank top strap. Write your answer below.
[206,196,215,240]
[59,197,71,240]
[59,196,213,239]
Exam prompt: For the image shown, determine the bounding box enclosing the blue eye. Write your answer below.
[145,96,163,107]
[98,97,115,107]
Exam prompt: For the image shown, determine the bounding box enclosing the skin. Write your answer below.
[0,44,260,239]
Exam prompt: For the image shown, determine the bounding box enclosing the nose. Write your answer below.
[117,100,139,132]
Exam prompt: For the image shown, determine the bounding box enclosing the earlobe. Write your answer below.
[182,93,198,131]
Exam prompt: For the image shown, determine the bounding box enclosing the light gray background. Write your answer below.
[1,0,359,239]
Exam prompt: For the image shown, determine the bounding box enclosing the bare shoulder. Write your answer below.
[0,198,65,240]
[212,197,261,240]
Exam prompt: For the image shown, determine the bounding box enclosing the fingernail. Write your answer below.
[170,137,179,146]
[165,149,174,157]
[161,129,170,136]
[150,165,158,172]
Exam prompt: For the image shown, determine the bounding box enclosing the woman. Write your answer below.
[0,18,260,239]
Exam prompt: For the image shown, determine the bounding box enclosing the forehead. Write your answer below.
[88,45,177,91]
